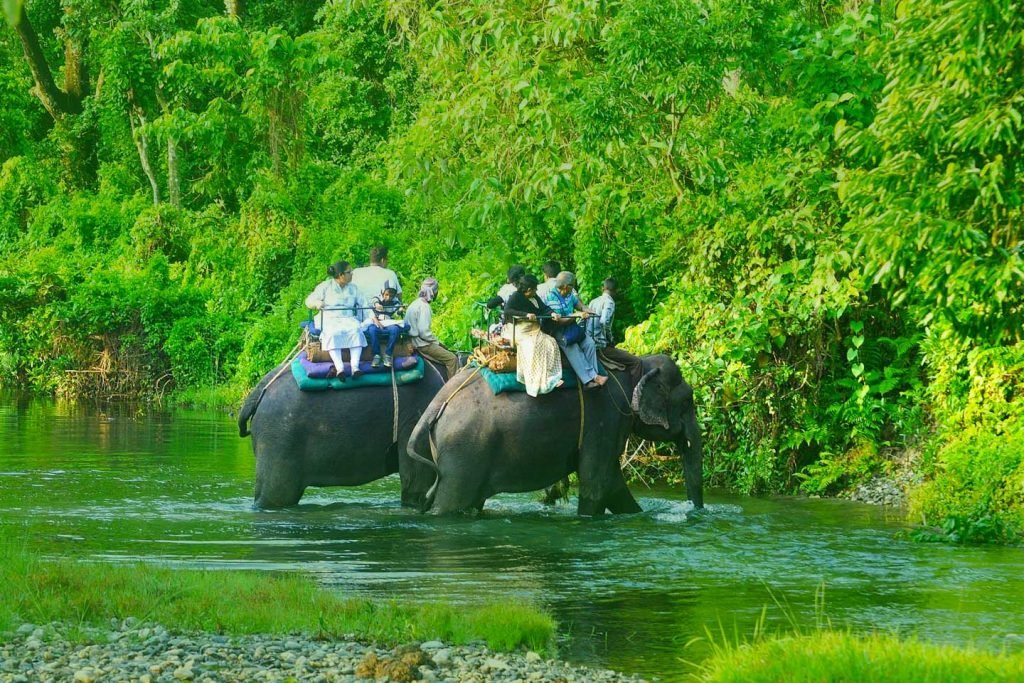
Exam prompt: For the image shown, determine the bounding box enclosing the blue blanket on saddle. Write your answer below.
[292,352,424,391]
[473,363,604,395]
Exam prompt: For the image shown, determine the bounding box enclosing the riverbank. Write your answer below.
[0,621,645,683]
[0,537,552,653]
[0,534,651,681]
[696,630,1024,683]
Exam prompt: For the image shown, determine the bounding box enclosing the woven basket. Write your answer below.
[471,344,517,373]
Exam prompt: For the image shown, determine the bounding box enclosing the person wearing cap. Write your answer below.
[405,277,459,380]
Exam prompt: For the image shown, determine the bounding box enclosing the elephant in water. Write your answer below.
[238,358,452,509]
[408,354,703,515]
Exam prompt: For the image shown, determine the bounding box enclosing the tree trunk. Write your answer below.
[167,136,181,207]
[130,107,161,206]
[12,4,81,119]
[62,3,89,101]
[225,0,244,19]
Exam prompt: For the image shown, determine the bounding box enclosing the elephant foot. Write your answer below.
[253,477,304,509]
[577,489,642,516]
[577,497,606,517]
[401,490,428,511]
[607,489,642,514]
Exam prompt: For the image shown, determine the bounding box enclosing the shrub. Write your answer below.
[910,421,1024,544]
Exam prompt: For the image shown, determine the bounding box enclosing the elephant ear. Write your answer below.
[632,368,670,429]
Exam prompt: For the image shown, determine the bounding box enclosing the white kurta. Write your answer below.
[351,265,402,298]
[305,279,367,351]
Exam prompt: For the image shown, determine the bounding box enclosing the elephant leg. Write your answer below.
[577,486,640,516]
[254,466,305,509]
[430,458,490,515]
[606,486,642,514]
[577,495,606,516]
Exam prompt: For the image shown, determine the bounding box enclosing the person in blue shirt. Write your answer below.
[545,271,606,390]
[365,286,409,368]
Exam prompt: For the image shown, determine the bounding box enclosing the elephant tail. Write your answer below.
[237,362,287,437]
[407,404,442,509]
[237,388,259,438]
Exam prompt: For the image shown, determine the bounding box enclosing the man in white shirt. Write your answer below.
[535,260,561,301]
[352,245,402,300]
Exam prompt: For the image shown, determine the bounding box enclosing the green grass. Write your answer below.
[0,536,555,652]
[694,631,1024,682]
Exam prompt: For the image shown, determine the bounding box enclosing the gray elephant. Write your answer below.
[238,359,450,509]
[407,354,703,515]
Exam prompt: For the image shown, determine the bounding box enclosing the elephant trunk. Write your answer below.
[678,409,704,510]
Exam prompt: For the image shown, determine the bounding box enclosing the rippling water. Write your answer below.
[1,392,1023,680]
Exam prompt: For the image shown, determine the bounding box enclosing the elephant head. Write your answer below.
[631,355,704,509]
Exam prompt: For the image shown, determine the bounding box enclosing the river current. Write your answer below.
[1,393,1023,680]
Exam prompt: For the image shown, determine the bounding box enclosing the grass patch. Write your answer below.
[0,535,554,652]
[694,630,1024,682]
[169,382,247,411]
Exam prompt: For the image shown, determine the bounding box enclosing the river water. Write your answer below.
[1,393,1023,680]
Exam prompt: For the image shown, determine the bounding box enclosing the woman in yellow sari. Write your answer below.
[503,275,563,397]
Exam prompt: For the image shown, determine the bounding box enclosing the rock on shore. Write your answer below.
[0,620,649,683]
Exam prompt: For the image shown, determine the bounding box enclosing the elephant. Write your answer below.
[238,357,451,509]
[407,353,703,515]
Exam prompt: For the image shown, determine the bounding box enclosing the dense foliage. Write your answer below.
[2,0,1022,540]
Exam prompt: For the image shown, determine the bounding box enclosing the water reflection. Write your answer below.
[1,392,1024,680]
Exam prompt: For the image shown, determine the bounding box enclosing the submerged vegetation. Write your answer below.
[1,0,1022,541]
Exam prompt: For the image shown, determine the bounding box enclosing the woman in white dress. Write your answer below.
[305,261,368,380]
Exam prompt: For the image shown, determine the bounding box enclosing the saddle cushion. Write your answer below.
[305,338,417,364]
[299,351,419,379]
[292,354,424,391]
[475,363,605,395]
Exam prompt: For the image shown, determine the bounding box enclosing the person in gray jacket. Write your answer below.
[405,277,459,380]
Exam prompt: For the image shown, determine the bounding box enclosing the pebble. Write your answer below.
[0,621,647,683]
[847,469,922,507]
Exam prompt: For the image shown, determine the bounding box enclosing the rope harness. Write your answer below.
[605,368,634,417]
[576,379,585,451]
[391,363,400,445]
[248,339,304,421]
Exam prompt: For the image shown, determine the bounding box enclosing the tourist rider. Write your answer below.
[535,259,561,301]
[503,274,562,396]
[365,286,408,368]
[486,264,526,313]
[587,277,643,385]
[305,261,368,380]
[545,271,606,390]
[405,277,460,380]
[352,245,402,299]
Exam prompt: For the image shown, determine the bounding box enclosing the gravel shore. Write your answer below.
[0,620,649,683]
